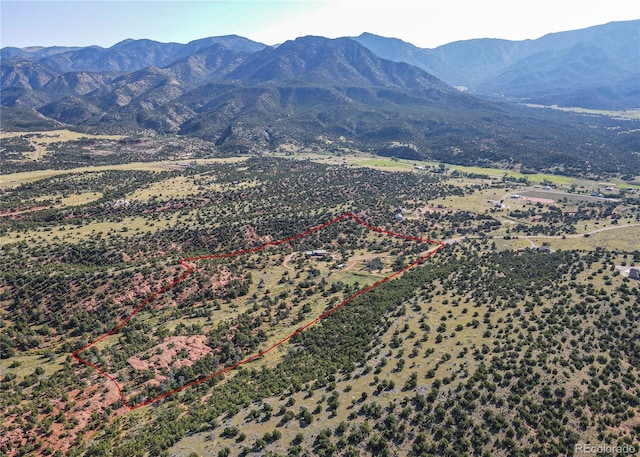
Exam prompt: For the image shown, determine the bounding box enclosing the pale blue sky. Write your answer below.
[1,0,638,49]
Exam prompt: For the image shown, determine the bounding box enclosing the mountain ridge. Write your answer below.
[4,20,637,109]
[2,22,639,178]
[354,19,640,109]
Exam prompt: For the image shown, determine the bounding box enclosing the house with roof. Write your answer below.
[303,250,328,259]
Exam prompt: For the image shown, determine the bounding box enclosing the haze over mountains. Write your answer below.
[1,20,639,177]
[354,20,639,110]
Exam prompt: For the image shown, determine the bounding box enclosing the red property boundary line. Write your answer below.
[72,212,444,410]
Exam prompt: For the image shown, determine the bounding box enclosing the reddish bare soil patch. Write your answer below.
[127,335,211,373]
[0,206,51,217]
[211,269,233,290]
[78,271,177,312]
[242,225,272,245]
[1,376,126,457]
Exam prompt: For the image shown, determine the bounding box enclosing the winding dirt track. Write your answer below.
[282,253,296,271]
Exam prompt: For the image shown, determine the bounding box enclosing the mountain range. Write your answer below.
[1,20,639,177]
[354,20,639,110]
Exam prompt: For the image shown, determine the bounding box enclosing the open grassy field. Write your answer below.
[0,352,66,380]
[127,176,208,202]
[269,151,636,190]
[339,155,575,185]
[33,191,104,207]
[1,129,124,143]
[127,175,260,202]
[0,212,185,246]
[430,187,512,213]
[1,129,125,160]
[1,157,248,188]
[452,166,573,185]
[528,223,640,252]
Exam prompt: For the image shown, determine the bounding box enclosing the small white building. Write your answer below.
[303,250,328,258]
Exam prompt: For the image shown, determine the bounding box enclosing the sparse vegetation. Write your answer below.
[1,144,638,456]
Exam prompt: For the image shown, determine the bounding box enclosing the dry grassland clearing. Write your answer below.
[28,191,104,208]
[527,224,640,252]
[1,157,248,188]
[0,352,66,380]
[0,213,183,246]
[127,175,259,202]
[1,129,124,142]
[1,129,125,160]
[272,151,640,192]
